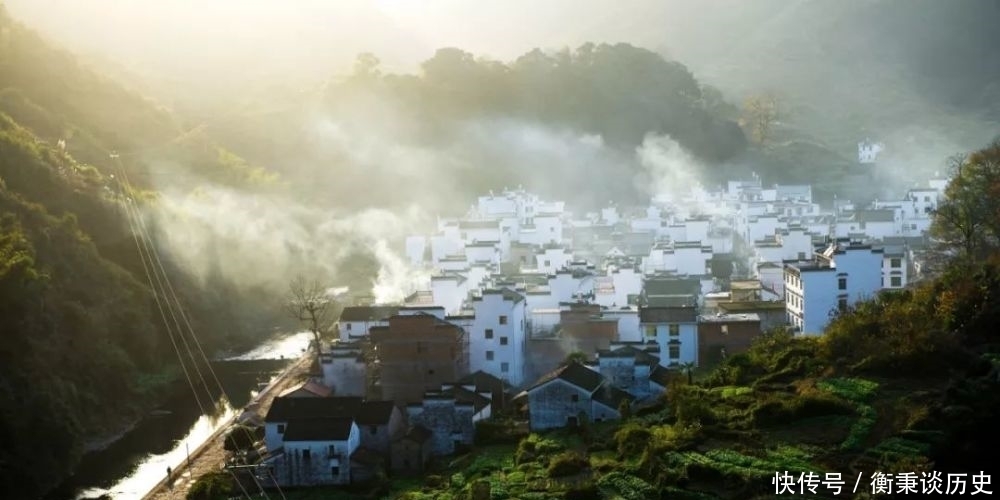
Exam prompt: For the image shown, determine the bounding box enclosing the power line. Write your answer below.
[112,153,283,500]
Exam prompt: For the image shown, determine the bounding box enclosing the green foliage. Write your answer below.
[223,424,262,453]
[516,433,565,465]
[816,378,879,403]
[186,472,233,500]
[547,451,589,478]
[595,471,656,500]
[841,404,877,451]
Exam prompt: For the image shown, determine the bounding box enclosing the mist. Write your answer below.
[5,0,999,303]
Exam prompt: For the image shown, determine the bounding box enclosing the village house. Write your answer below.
[370,313,470,405]
[406,386,491,456]
[337,305,399,341]
[320,341,366,397]
[697,313,762,365]
[591,342,666,401]
[390,425,433,474]
[262,417,360,487]
[525,361,635,431]
[469,288,528,387]
[784,239,885,335]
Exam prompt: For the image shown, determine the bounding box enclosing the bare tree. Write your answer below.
[285,276,336,363]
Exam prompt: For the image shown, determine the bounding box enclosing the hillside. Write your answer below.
[0,9,290,498]
[234,259,1000,500]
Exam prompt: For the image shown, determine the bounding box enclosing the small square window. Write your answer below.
[277,424,285,434]
[721,325,729,335]
[669,324,679,336]
[891,276,902,287]
[644,325,656,338]
[501,362,509,373]
[891,258,901,268]
[486,351,494,361]
[500,336,508,346]
[668,345,680,359]
[838,277,847,290]
[499,315,508,325]
[570,394,579,402]
[485,329,494,339]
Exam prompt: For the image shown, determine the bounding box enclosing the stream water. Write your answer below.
[46,331,313,500]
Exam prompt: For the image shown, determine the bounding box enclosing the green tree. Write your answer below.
[223,424,260,453]
[564,351,589,365]
[931,140,1000,263]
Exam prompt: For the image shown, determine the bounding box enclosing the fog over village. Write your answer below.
[1,1,999,499]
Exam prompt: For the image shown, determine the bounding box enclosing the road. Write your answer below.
[142,354,313,500]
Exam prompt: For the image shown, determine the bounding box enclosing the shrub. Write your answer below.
[186,472,232,500]
[596,471,656,500]
[841,404,877,450]
[516,434,563,464]
[614,423,652,457]
[816,378,879,403]
[547,451,589,478]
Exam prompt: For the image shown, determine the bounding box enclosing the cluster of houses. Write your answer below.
[247,165,949,487]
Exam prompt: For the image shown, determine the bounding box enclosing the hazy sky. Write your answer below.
[3,0,726,84]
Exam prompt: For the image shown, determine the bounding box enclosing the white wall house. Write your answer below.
[639,306,699,367]
[784,241,885,335]
[431,274,468,315]
[535,246,573,274]
[858,139,884,164]
[465,241,501,266]
[469,289,528,386]
[603,307,641,343]
[338,306,399,341]
[672,242,714,277]
[881,248,908,289]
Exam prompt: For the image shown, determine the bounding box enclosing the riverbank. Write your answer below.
[142,353,313,500]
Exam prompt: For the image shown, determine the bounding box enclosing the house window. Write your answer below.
[486,351,494,361]
[891,258,901,268]
[499,315,508,325]
[669,324,679,336]
[838,297,848,312]
[838,277,847,290]
[345,323,351,331]
[500,336,508,346]
[485,329,494,339]
[644,325,656,338]
[370,425,378,436]
[331,466,340,477]
[277,424,285,434]
[669,345,680,359]
[891,276,902,287]
[721,325,729,335]
[501,362,509,373]
[544,260,551,267]
[570,394,579,402]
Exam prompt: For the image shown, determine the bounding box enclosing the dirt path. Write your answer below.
[143,354,313,500]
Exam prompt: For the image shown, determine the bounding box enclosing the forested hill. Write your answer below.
[0,8,286,498]
[199,43,767,211]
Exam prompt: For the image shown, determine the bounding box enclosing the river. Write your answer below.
[46,331,313,500]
